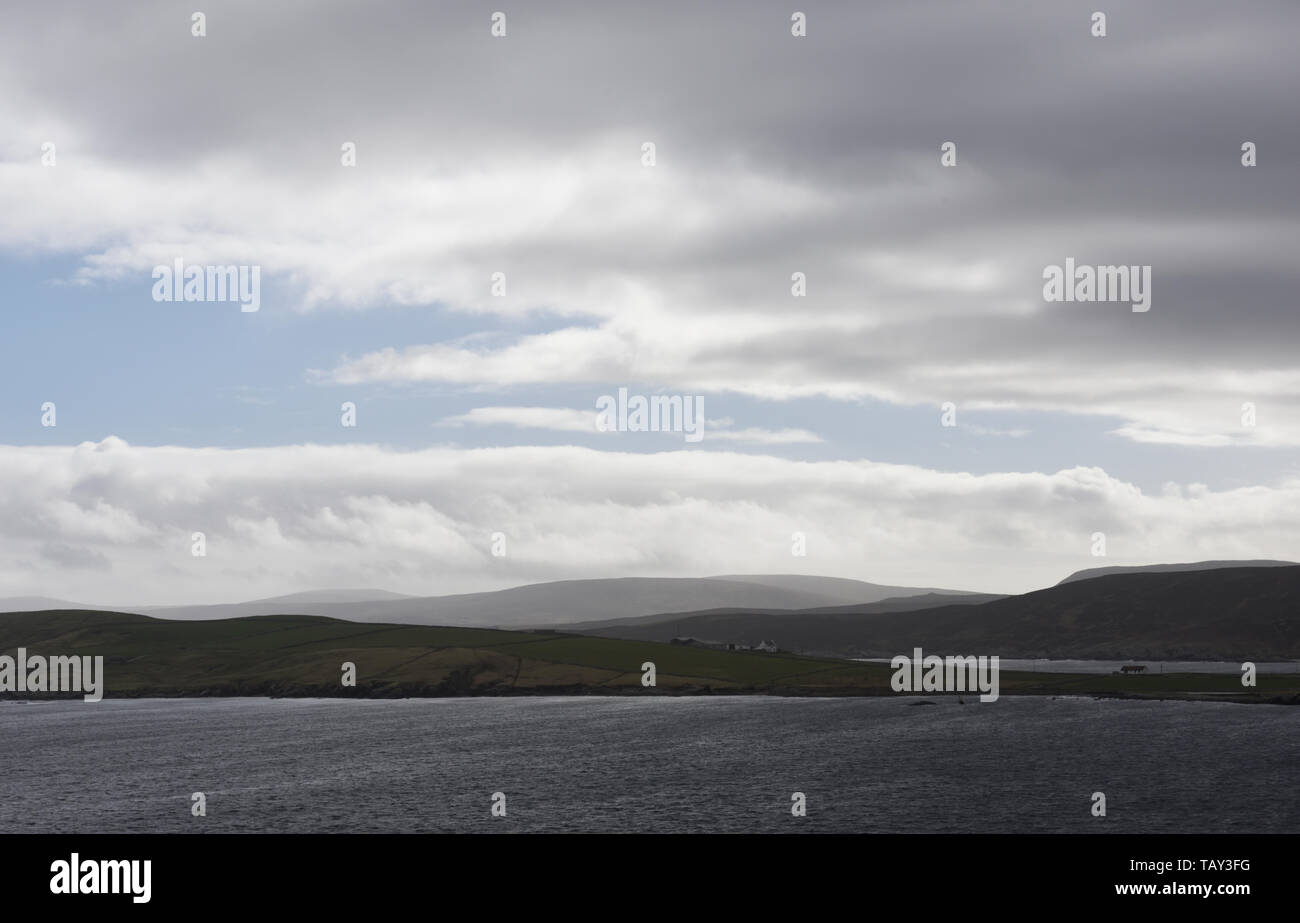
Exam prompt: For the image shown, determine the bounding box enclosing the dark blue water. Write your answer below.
[2,696,1296,833]
[856,658,1300,675]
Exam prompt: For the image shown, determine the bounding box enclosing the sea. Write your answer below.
[2,696,1296,833]
[854,658,1300,675]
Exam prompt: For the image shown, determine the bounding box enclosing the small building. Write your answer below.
[1120,664,1147,674]
[754,640,779,653]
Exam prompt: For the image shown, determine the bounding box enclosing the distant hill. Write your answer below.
[248,589,415,604]
[122,575,979,628]
[1057,560,1298,585]
[0,596,110,613]
[0,590,414,616]
[704,575,982,602]
[585,566,1300,660]
[564,592,1005,639]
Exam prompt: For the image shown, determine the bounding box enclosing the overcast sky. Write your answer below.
[2,0,1299,604]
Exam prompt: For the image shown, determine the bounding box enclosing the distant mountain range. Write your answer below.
[0,575,979,628]
[4,562,1300,660]
[584,565,1300,660]
[559,591,1006,636]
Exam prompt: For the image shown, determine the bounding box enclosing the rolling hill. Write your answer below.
[122,575,979,628]
[585,566,1300,660]
[1057,559,1298,585]
[559,591,1004,640]
[0,608,890,696]
[2,609,1295,703]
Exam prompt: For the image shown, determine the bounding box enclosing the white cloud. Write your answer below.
[704,427,823,445]
[438,406,822,445]
[441,407,601,434]
[2,438,1299,606]
[3,0,1300,454]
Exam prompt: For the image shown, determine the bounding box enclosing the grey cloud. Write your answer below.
[40,542,112,571]
[4,0,1299,446]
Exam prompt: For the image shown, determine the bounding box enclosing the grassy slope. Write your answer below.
[0,610,1297,702]
[0,610,886,695]
[591,566,1300,660]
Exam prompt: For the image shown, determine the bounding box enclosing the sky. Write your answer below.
[1,0,1299,605]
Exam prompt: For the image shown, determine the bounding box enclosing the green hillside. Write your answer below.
[590,566,1300,660]
[0,609,889,696]
[0,610,1296,703]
